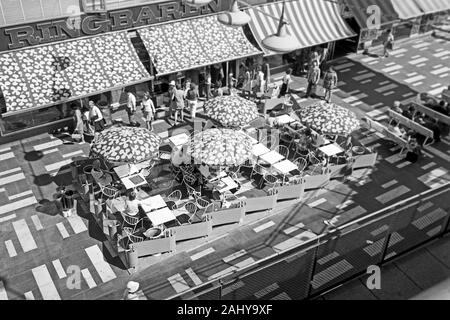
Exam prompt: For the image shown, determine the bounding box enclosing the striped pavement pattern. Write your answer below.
[31,265,61,300]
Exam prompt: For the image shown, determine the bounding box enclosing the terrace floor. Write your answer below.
[0,34,449,300]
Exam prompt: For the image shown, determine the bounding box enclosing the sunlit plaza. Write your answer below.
[0,0,449,302]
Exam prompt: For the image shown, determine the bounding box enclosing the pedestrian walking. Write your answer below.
[278,68,293,98]
[319,46,329,75]
[308,50,320,71]
[205,70,212,101]
[141,92,156,131]
[306,61,321,98]
[262,58,270,92]
[173,84,185,125]
[322,66,337,103]
[186,82,199,119]
[88,100,105,134]
[71,104,84,143]
[242,66,252,98]
[126,90,137,126]
[255,65,265,94]
[168,80,176,120]
[383,29,394,58]
[213,81,223,97]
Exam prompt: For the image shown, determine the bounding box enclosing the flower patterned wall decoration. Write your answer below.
[296,101,360,136]
[91,126,161,164]
[204,95,259,128]
[0,32,150,113]
[138,15,262,75]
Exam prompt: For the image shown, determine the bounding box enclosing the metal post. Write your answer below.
[306,237,322,298]
[380,232,393,264]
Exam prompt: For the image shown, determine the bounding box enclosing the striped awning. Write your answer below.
[246,0,356,55]
[138,15,262,76]
[344,0,400,28]
[0,32,150,114]
[414,0,450,14]
[392,0,424,19]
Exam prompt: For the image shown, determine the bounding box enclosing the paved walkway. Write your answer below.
[0,34,449,300]
[319,234,450,300]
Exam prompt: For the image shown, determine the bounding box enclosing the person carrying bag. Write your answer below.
[88,101,105,133]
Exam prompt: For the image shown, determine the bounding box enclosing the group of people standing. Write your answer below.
[279,49,338,103]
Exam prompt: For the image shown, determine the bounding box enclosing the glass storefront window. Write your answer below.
[0,102,73,135]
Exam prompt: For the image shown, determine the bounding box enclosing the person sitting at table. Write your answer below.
[91,160,112,183]
[392,101,403,114]
[387,119,407,138]
[124,190,142,217]
[312,130,326,148]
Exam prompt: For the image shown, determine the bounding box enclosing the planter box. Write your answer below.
[304,170,331,190]
[210,202,246,227]
[170,216,213,242]
[352,152,378,170]
[243,190,278,213]
[132,230,176,257]
[274,179,305,201]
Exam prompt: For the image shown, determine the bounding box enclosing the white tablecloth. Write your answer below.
[259,151,284,165]
[252,143,270,157]
[272,160,298,174]
[146,207,176,226]
[168,133,190,148]
[318,143,344,157]
[140,195,167,212]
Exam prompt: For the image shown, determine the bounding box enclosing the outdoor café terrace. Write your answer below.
[65,92,380,272]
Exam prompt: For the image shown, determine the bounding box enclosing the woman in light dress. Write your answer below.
[141,92,156,131]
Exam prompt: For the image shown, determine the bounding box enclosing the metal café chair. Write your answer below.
[195,197,210,210]
[122,214,143,233]
[262,173,280,189]
[165,190,183,209]
[276,144,290,159]
[175,202,198,225]
[101,185,119,200]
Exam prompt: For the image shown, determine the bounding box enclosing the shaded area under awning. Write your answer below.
[245,0,356,55]
[0,32,151,115]
[137,14,262,76]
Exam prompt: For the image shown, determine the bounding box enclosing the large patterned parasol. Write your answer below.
[188,128,252,166]
[296,101,360,136]
[90,126,161,164]
[204,95,259,128]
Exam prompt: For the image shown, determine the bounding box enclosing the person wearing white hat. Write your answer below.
[123,281,141,300]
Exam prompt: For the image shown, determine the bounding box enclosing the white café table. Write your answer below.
[168,133,190,148]
[146,207,176,226]
[140,195,167,212]
[259,150,285,165]
[318,143,344,157]
[252,143,270,157]
[120,173,147,190]
[275,114,296,125]
[272,159,298,175]
[113,161,152,178]
[216,176,239,193]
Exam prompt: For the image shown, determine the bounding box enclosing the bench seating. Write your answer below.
[410,102,450,126]
[388,109,434,146]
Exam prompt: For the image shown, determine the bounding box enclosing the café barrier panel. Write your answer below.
[167,184,450,300]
